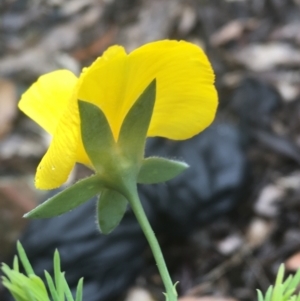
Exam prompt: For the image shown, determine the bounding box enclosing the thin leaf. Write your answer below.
[13,256,19,272]
[27,275,49,300]
[45,271,59,301]
[288,268,300,292]
[24,175,103,219]
[257,289,264,301]
[54,250,64,301]
[275,264,285,287]
[1,280,25,301]
[282,288,296,301]
[272,284,283,301]
[23,286,36,301]
[265,285,274,301]
[75,278,84,301]
[283,275,293,293]
[17,241,35,276]
[62,273,74,301]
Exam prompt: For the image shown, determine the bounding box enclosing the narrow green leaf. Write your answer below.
[272,284,283,301]
[54,250,64,301]
[1,263,15,280]
[288,268,300,292]
[137,157,189,184]
[257,289,264,301]
[283,275,293,293]
[78,100,115,172]
[118,80,156,163]
[45,271,59,301]
[97,189,128,234]
[17,241,35,276]
[265,285,274,301]
[282,288,296,301]
[28,275,49,300]
[62,273,74,301]
[24,175,103,219]
[75,278,84,301]
[275,264,285,287]
[13,255,19,272]
[23,286,36,301]
[1,279,26,301]
[2,262,49,301]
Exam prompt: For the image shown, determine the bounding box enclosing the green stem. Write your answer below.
[126,185,177,301]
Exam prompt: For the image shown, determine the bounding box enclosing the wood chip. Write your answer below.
[285,252,300,271]
[0,79,17,138]
[217,234,243,255]
[179,297,237,301]
[125,287,155,301]
[254,184,284,217]
[246,218,274,248]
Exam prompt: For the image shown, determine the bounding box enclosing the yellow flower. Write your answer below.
[19,40,218,190]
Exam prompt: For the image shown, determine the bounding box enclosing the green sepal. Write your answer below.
[24,175,103,219]
[137,157,189,184]
[78,100,115,172]
[118,80,156,164]
[97,189,128,234]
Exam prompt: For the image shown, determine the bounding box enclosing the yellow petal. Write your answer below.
[75,47,127,164]
[18,70,79,189]
[78,46,127,141]
[18,70,78,134]
[35,96,79,189]
[128,40,218,139]
[77,40,217,141]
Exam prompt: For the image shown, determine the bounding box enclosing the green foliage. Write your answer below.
[1,242,83,301]
[257,264,300,301]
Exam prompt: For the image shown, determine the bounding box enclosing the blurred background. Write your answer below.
[1,0,300,301]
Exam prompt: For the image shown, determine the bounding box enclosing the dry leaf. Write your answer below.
[233,43,300,71]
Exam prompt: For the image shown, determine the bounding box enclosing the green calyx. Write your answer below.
[24,79,188,234]
[78,79,157,194]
